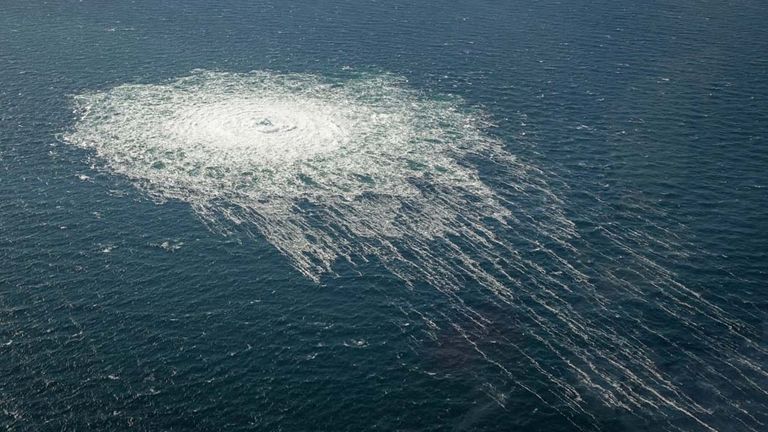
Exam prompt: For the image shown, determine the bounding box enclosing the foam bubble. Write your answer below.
[65,71,514,275]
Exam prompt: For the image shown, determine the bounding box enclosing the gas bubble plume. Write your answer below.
[64,70,767,431]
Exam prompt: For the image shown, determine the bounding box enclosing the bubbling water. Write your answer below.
[68,71,491,212]
[64,70,767,431]
[65,71,516,277]
[167,99,348,158]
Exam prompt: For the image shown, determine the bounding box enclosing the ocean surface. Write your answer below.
[1,1,767,431]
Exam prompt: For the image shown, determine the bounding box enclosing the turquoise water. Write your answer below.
[1,1,767,431]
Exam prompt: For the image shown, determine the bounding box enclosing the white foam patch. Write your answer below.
[65,70,515,278]
[64,70,767,431]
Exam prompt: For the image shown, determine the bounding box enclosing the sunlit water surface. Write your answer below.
[1,1,767,431]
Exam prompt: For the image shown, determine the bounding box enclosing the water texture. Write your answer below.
[1,1,767,431]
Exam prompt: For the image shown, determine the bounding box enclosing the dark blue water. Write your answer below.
[2,1,767,431]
